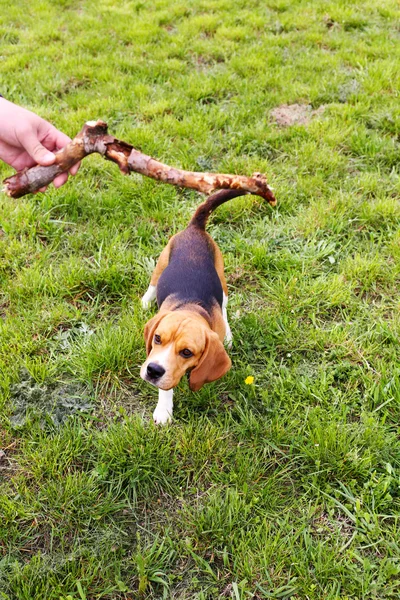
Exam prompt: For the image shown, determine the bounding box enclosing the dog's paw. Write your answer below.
[224,326,233,349]
[153,406,172,425]
[141,296,153,309]
[141,285,157,310]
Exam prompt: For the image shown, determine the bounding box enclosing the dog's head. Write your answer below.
[140,311,231,391]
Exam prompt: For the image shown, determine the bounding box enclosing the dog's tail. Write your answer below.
[188,189,248,230]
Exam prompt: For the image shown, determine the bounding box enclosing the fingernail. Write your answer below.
[42,152,55,164]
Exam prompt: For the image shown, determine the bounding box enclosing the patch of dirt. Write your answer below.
[0,299,9,320]
[9,370,93,427]
[311,510,354,540]
[271,103,325,127]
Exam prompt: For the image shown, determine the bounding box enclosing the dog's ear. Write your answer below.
[144,313,166,355]
[189,331,231,392]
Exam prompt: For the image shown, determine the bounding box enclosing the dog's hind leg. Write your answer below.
[141,236,176,309]
[222,293,233,348]
[211,242,232,347]
[141,284,157,309]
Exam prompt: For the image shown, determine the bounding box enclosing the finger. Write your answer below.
[53,172,69,188]
[33,186,47,194]
[21,129,56,166]
[52,129,71,151]
[8,152,36,171]
[49,129,80,177]
[69,160,81,176]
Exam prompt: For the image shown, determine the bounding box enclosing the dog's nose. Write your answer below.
[146,363,166,380]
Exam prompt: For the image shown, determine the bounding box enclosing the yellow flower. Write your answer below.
[245,376,254,385]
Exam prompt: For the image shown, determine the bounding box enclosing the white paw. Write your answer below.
[153,406,172,425]
[224,324,233,349]
[141,285,156,309]
[142,296,153,309]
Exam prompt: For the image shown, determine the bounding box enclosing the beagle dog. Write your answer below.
[141,189,247,424]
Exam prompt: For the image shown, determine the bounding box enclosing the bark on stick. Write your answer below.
[3,120,276,205]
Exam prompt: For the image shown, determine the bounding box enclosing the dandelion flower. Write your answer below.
[245,376,254,385]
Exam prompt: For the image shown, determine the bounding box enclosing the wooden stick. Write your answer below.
[2,120,277,205]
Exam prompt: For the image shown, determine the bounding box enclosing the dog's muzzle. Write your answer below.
[146,362,166,381]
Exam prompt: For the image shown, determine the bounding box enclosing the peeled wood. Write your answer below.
[2,120,277,205]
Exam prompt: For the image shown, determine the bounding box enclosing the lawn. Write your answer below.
[1,0,400,598]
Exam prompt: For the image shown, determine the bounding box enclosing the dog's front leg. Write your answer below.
[153,388,174,425]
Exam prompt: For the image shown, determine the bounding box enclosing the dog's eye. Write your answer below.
[180,348,193,358]
[154,334,161,345]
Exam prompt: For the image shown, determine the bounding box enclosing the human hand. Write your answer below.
[0,98,79,190]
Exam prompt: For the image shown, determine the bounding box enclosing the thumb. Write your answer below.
[22,130,56,166]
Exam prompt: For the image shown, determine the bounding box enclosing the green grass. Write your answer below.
[1,0,400,597]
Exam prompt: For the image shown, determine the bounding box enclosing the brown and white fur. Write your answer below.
[140,189,247,424]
